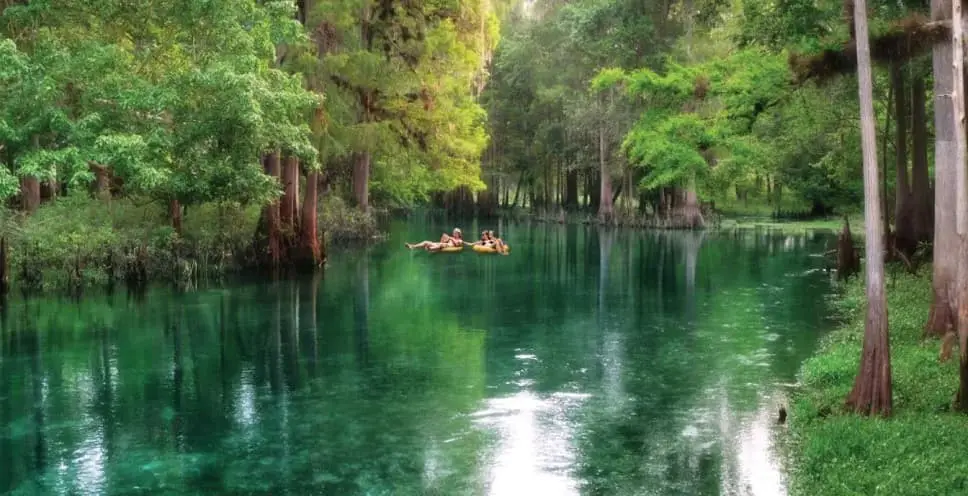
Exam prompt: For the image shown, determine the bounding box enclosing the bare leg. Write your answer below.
[407,241,433,249]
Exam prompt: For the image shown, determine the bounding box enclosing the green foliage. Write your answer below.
[309,0,492,204]
[0,0,320,209]
[319,195,380,243]
[788,271,968,496]
[6,194,263,290]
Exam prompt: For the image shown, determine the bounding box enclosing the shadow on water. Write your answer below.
[0,221,837,495]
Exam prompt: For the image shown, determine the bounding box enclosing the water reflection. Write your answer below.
[0,222,835,495]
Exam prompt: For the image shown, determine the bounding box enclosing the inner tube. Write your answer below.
[472,244,511,254]
[434,245,464,253]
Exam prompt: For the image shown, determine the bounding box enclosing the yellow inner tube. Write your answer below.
[472,244,511,254]
[436,245,464,253]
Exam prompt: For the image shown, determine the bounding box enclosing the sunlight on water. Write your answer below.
[473,388,588,496]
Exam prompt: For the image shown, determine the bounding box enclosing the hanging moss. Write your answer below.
[790,15,950,85]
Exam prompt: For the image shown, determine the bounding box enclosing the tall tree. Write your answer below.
[927,0,960,337]
[845,0,892,416]
[891,63,914,253]
[951,0,968,411]
[910,72,934,245]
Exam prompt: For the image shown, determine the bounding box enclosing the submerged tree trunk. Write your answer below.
[846,0,892,416]
[354,151,370,212]
[911,73,934,245]
[927,0,959,338]
[598,125,613,223]
[951,0,968,411]
[679,179,705,229]
[892,63,915,254]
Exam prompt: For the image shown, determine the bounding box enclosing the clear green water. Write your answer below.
[0,220,837,496]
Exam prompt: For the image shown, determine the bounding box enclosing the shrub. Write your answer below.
[319,195,382,244]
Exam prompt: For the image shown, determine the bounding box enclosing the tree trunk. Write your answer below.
[598,125,613,222]
[354,151,370,212]
[680,179,705,229]
[254,151,283,267]
[20,176,40,213]
[881,78,893,259]
[169,199,182,234]
[281,155,299,231]
[927,0,959,338]
[846,0,892,416]
[90,163,112,200]
[892,63,916,255]
[0,237,8,296]
[565,170,579,211]
[295,168,322,268]
[950,0,968,411]
[911,72,934,245]
[838,217,860,280]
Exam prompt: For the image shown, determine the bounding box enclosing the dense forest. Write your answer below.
[0,0,506,289]
[0,0,947,285]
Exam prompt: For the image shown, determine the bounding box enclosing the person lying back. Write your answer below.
[406,228,464,251]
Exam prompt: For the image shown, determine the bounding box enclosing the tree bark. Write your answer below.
[295,168,322,268]
[598,125,613,222]
[846,0,893,417]
[353,151,370,212]
[281,155,299,231]
[892,63,915,254]
[169,199,182,234]
[20,176,40,214]
[911,72,934,244]
[254,151,283,267]
[565,169,579,211]
[0,237,8,296]
[950,0,968,411]
[680,179,705,229]
[90,163,112,201]
[927,0,959,338]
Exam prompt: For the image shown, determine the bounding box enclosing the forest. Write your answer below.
[0,0,943,285]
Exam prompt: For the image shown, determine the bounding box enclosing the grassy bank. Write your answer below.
[718,216,862,234]
[1,193,380,292]
[787,270,968,495]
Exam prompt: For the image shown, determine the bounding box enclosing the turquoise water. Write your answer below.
[0,220,836,495]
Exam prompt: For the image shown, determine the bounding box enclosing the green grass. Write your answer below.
[717,216,863,235]
[787,270,968,495]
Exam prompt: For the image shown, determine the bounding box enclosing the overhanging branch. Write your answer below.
[791,16,955,85]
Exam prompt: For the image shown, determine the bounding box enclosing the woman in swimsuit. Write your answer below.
[406,228,464,251]
[469,230,494,247]
[487,230,508,254]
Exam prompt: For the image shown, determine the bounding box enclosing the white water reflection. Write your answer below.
[736,398,787,496]
[472,387,589,496]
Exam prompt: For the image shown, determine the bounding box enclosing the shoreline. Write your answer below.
[1,204,848,295]
[414,206,863,236]
[784,269,968,495]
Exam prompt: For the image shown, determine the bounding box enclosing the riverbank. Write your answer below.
[786,269,968,495]
[423,205,861,235]
[0,194,379,292]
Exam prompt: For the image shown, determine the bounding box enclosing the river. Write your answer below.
[0,219,837,495]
